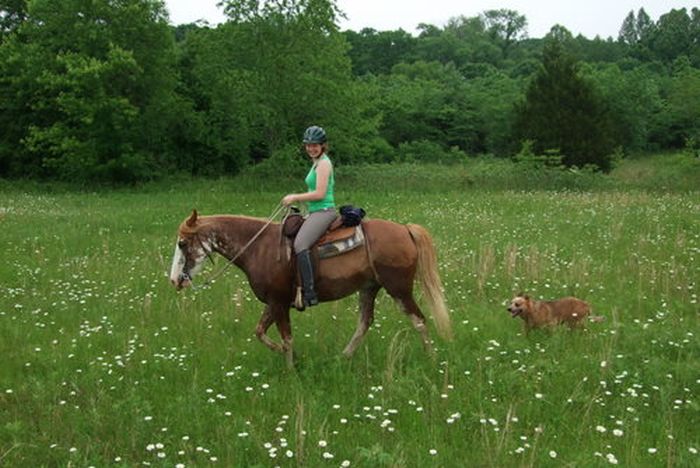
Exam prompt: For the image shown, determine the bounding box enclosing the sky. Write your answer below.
[163,1,695,39]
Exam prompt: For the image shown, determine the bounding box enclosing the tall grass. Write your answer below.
[240,151,700,194]
[0,155,698,466]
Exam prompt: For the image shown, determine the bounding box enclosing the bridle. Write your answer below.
[179,203,287,290]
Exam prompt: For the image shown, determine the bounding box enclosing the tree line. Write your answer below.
[0,0,698,182]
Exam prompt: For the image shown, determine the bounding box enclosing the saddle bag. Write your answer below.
[339,205,366,227]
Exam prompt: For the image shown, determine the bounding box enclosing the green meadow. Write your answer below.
[1,155,698,467]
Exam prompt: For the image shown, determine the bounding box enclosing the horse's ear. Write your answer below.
[186,209,198,227]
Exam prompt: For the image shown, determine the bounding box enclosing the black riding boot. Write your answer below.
[296,250,319,307]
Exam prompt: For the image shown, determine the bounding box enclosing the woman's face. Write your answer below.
[304,143,323,159]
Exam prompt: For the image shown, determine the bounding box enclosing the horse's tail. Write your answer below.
[406,224,453,341]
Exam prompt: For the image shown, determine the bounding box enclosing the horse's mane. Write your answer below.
[179,214,270,235]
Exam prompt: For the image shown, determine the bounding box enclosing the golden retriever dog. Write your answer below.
[507,293,602,333]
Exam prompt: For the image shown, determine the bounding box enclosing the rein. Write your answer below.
[189,203,286,290]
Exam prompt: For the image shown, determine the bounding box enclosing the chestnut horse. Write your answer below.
[169,210,452,366]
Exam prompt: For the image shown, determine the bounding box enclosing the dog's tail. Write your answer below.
[588,315,605,323]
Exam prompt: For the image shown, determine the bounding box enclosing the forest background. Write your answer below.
[0,0,699,183]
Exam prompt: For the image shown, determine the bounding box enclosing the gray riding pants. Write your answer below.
[294,208,337,252]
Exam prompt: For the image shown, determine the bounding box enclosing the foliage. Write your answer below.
[0,3,699,182]
[583,63,662,152]
[343,28,417,75]
[377,61,485,154]
[239,144,309,185]
[175,0,379,171]
[650,8,697,65]
[481,9,528,58]
[0,0,180,182]
[416,15,501,67]
[620,7,700,66]
[661,64,700,148]
[394,140,466,163]
[0,0,26,39]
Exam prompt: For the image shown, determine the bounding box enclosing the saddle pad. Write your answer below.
[317,225,365,259]
[317,224,353,244]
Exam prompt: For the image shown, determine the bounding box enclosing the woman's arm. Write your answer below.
[282,159,331,205]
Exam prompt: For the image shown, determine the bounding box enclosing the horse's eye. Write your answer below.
[178,240,187,249]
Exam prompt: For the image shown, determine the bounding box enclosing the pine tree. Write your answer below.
[619,11,638,44]
[513,39,616,171]
[636,8,655,43]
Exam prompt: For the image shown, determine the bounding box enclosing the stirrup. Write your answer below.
[293,286,305,311]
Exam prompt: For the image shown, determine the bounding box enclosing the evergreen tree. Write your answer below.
[636,8,655,42]
[513,37,616,171]
[618,11,638,44]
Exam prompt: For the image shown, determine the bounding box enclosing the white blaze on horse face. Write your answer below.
[169,239,186,285]
[169,236,213,288]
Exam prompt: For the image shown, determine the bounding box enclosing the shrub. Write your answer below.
[395,140,467,164]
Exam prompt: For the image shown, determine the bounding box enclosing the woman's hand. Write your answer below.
[282,194,297,206]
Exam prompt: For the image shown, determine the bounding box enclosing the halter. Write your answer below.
[185,203,286,290]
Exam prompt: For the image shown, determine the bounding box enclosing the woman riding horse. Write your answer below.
[281,125,335,308]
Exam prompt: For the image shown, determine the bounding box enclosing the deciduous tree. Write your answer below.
[0,0,180,181]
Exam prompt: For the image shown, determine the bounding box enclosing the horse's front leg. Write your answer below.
[255,304,284,353]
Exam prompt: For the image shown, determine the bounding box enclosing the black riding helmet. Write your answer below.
[303,125,327,144]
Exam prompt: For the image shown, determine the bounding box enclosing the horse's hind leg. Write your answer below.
[273,306,294,368]
[343,284,380,357]
[395,295,434,354]
[255,304,284,353]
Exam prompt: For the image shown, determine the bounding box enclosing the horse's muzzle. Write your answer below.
[172,272,192,290]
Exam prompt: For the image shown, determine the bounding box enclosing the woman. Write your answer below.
[281,125,336,307]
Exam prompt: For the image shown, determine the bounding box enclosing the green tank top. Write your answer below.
[305,154,335,212]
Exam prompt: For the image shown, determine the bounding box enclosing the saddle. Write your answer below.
[282,213,365,259]
[282,205,366,259]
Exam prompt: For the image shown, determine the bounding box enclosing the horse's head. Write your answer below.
[169,210,214,290]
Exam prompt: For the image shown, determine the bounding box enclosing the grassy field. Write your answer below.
[1,155,698,467]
